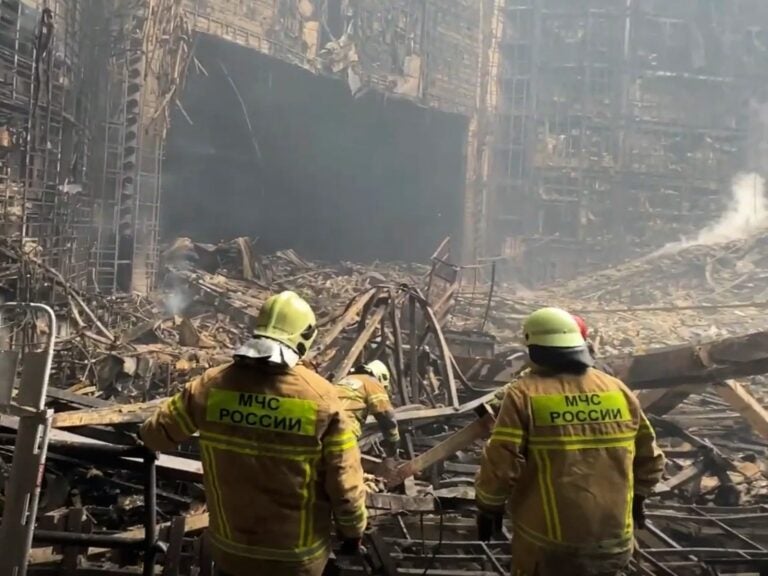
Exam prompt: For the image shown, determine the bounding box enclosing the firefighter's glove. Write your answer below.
[632,494,647,529]
[476,510,503,542]
[338,538,363,556]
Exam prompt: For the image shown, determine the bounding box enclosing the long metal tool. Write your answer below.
[0,303,56,576]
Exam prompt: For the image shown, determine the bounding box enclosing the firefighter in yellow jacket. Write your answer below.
[337,360,400,457]
[140,291,367,576]
[475,307,665,576]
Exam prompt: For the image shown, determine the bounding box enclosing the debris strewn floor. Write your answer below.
[1,236,767,575]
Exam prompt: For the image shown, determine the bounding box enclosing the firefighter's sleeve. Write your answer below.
[322,406,368,539]
[488,384,508,416]
[633,410,666,496]
[475,386,528,513]
[367,382,400,448]
[139,376,201,452]
[488,371,529,416]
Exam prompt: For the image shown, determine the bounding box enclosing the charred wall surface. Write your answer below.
[163,35,467,263]
[184,0,483,115]
[91,0,189,294]
[94,0,483,291]
[492,0,768,283]
[0,0,94,295]
[0,0,483,296]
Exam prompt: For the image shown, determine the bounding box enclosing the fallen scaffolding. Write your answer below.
[0,239,766,575]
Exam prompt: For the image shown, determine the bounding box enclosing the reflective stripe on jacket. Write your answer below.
[336,374,400,444]
[140,362,367,573]
[476,367,665,556]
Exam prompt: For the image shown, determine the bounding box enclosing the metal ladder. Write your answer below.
[0,303,56,576]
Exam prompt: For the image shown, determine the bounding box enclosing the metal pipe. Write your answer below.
[631,550,680,576]
[478,541,507,575]
[641,548,768,555]
[480,261,496,332]
[389,298,408,406]
[142,450,159,576]
[33,530,145,548]
[408,294,419,402]
[0,303,56,576]
[689,505,766,552]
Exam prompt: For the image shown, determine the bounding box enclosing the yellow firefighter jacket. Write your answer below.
[489,351,615,415]
[476,367,665,557]
[140,361,367,575]
[490,367,532,414]
[336,374,400,446]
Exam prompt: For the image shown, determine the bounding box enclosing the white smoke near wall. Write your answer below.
[654,172,768,256]
[165,290,189,316]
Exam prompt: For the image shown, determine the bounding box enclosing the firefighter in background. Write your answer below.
[337,360,401,457]
[140,291,367,576]
[475,307,665,576]
[571,313,615,375]
[571,314,589,348]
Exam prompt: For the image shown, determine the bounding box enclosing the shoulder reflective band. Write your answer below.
[206,389,318,436]
[531,391,631,427]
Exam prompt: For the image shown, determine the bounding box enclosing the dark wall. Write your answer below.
[162,34,468,262]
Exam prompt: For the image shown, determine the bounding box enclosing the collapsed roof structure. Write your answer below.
[0,236,764,575]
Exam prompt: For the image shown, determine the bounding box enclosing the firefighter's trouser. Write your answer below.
[215,553,328,576]
[511,539,631,576]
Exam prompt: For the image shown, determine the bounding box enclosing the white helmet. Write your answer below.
[363,360,390,389]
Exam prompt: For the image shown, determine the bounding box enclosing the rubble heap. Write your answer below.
[0,236,766,576]
[454,228,768,355]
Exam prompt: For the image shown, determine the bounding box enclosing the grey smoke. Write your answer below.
[655,172,768,255]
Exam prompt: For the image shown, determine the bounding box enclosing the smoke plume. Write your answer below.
[655,172,768,255]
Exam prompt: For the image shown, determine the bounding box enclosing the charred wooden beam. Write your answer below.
[51,401,163,429]
[387,406,494,488]
[309,288,377,361]
[638,385,699,415]
[712,380,768,441]
[462,330,768,391]
[613,330,768,389]
[329,301,390,381]
[0,416,204,482]
[28,513,210,566]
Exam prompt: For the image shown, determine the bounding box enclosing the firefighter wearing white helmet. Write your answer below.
[475,307,665,576]
[337,359,400,457]
[141,291,368,575]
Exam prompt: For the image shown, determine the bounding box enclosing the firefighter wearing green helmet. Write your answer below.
[140,291,367,576]
[336,359,401,457]
[475,307,665,576]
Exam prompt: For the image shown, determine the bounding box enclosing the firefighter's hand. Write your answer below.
[338,538,363,556]
[476,510,503,542]
[382,439,400,459]
[128,433,152,455]
[632,494,647,529]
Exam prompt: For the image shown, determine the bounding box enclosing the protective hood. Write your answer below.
[233,336,300,367]
[528,344,594,374]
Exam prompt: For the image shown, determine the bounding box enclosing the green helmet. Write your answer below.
[523,307,585,348]
[253,291,317,357]
[364,360,391,389]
